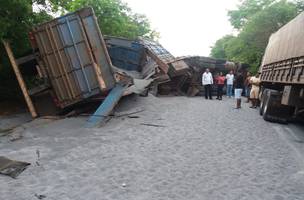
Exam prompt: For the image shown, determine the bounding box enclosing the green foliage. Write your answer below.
[210,35,235,59]
[211,0,303,73]
[228,0,276,30]
[0,0,53,100]
[64,0,157,39]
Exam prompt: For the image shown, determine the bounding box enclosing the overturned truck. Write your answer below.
[4,8,118,118]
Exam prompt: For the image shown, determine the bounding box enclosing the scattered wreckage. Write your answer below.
[3,7,246,127]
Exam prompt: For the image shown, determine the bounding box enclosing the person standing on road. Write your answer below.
[215,72,225,100]
[226,71,234,98]
[249,73,261,108]
[234,72,244,109]
[202,68,213,100]
[244,72,252,103]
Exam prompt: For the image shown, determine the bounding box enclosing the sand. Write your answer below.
[0,95,304,200]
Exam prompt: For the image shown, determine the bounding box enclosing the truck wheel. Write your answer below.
[262,90,288,124]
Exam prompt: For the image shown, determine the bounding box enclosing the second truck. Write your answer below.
[259,12,304,123]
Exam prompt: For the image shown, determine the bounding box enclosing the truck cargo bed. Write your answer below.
[31,7,116,109]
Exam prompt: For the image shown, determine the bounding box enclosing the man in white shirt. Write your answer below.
[226,71,234,98]
[202,68,213,99]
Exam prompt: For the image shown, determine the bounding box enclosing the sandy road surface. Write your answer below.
[0,95,304,200]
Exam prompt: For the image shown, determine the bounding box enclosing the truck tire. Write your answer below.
[262,90,288,124]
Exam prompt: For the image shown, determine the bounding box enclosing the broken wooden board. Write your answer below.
[86,84,126,128]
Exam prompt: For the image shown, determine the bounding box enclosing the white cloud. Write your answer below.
[124,0,239,57]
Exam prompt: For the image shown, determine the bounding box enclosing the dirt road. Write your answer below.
[1,96,304,200]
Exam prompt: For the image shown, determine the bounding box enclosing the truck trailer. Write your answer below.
[259,12,304,123]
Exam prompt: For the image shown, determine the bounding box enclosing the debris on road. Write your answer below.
[127,115,140,119]
[0,156,30,178]
[3,7,248,128]
[140,123,166,128]
[105,36,249,97]
[36,149,41,166]
[8,131,23,142]
[114,109,145,118]
[34,194,47,200]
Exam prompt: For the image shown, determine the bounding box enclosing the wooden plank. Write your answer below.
[2,40,38,118]
[85,84,125,128]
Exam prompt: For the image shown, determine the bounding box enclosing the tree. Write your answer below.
[210,35,235,59]
[228,0,276,30]
[210,0,303,73]
[64,0,157,39]
[0,0,53,100]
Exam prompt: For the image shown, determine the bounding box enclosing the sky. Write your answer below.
[124,0,240,57]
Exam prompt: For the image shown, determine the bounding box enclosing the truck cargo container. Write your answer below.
[30,7,116,110]
[259,12,304,122]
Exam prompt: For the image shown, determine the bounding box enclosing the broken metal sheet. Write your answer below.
[86,84,126,128]
[111,65,143,79]
[0,156,30,178]
[124,79,154,96]
[105,36,146,72]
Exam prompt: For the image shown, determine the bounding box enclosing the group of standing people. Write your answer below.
[202,68,261,109]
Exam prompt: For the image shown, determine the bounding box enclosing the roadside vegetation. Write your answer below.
[210,0,304,73]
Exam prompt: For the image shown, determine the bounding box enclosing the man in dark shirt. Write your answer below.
[234,73,244,109]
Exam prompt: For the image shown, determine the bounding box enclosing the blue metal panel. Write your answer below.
[86,84,125,128]
[105,38,145,72]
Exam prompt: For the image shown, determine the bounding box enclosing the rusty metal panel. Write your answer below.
[31,7,115,108]
[261,12,304,85]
